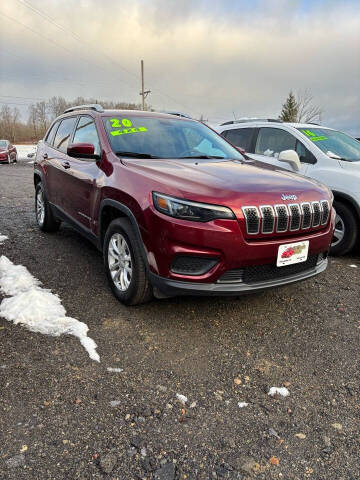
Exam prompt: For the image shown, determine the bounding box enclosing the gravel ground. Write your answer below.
[0,163,359,480]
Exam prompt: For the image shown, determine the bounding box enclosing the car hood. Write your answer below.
[124,157,330,205]
[339,160,360,174]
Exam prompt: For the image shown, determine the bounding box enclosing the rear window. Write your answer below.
[53,117,77,153]
[45,121,60,146]
[221,128,255,152]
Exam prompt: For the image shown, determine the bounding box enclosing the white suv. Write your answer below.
[216,120,360,255]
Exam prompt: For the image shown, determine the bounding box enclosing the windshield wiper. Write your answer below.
[115,151,159,159]
[179,155,225,159]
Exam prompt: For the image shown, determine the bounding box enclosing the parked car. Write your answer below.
[34,105,334,305]
[0,140,17,163]
[216,120,360,255]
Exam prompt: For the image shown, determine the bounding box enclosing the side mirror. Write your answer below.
[278,149,301,171]
[67,143,98,159]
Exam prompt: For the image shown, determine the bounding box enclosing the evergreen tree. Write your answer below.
[279,91,299,122]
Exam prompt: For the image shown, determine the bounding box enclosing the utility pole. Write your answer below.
[140,60,151,111]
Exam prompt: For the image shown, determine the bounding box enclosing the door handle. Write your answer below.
[62,161,71,169]
[43,153,48,159]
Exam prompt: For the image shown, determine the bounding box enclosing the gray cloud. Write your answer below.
[0,0,359,135]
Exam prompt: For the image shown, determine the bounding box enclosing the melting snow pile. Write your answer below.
[0,234,8,245]
[268,387,290,397]
[0,256,99,362]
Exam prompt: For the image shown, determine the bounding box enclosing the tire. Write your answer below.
[35,183,61,232]
[330,201,358,256]
[104,218,153,305]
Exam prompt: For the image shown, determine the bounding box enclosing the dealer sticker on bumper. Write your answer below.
[277,240,309,267]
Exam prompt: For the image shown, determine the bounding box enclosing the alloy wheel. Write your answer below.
[36,189,45,225]
[332,213,345,247]
[108,233,132,291]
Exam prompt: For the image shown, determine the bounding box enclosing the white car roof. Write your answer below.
[217,121,335,131]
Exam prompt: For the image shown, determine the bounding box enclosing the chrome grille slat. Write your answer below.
[288,203,301,231]
[311,201,321,227]
[274,204,289,232]
[242,199,330,235]
[300,202,312,229]
[320,200,330,225]
[242,206,260,234]
[260,205,275,234]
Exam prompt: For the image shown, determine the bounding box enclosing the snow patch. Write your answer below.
[0,234,8,245]
[238,402,249,408]
[107,367,123,373]
[349,264,358,268]
[268,387,290,397]
[176,393,188,405]
[0,255,99,362]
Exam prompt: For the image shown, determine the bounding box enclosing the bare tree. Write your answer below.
[0,105,20,142]
[28,104,38,138]
[47,96,68,120]
[296,89,322,123]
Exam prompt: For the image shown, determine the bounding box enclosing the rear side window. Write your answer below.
[45,121,60,146]
[255,128,296,157]
[73,116,100,156]
[53,117,77,153]
[222,128,255,152]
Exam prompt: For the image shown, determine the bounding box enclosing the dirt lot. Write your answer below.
[0,162,359,480]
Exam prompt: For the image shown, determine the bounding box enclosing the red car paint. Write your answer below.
[34,109,335,297]
[0,140,17,163]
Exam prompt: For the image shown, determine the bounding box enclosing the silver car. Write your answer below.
[216,120,360,255]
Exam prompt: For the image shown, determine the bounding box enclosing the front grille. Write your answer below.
[170,256,218,276]
[242,200,330,236]
[218,255,319,284]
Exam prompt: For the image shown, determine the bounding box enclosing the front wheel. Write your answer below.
[330,201,358,256]
[104,218,153,305]
[35,183,60,232]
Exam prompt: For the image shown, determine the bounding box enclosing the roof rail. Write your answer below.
[64,104,104,114]
[162,111,192,119]
[220,118,282,126]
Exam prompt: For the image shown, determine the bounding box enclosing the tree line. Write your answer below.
[0,91,322,143]
[0,97,143,143]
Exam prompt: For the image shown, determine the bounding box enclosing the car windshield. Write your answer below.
[0,140,7,148]
[103,115,243,160]
[298,127,360,162]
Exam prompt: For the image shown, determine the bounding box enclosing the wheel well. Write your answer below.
[100,205,127,246]
[333,194,360,223]
[34,174,41,188]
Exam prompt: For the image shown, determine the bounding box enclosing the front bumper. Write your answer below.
[150,256,328,297]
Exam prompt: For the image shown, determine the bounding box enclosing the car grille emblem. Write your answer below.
[281,194,297,201]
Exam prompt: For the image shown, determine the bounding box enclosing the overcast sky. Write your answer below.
[0,0,359,135]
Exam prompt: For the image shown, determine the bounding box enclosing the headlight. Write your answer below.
[152,192,235,222]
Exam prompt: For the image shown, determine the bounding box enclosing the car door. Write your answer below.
[64,115,102,230]
[247,127,309,175]
[45,116,77,212]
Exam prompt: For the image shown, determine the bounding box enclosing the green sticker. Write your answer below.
[302,129,327,142]
[109,118,147,136]
[110,126,148,136]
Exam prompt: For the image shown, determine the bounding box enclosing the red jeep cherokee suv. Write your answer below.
[34,105,335,305]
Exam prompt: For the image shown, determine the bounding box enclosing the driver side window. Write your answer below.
[255,128,296,158]
[73,116,100,156]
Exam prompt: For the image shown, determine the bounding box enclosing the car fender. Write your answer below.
[98,199,150,270]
